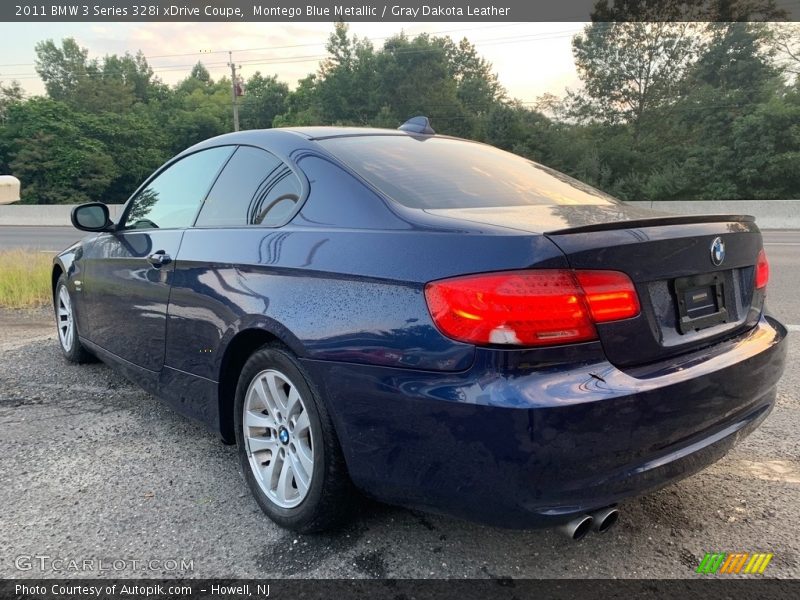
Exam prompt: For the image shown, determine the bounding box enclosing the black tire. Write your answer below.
[234,345,356,532]
[54,275,94,364]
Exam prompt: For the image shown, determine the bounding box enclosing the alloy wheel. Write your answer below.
[57,286,74,352]
[243,369,315,508]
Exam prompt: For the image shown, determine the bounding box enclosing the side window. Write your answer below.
[195,146,302,227]
[123,146,234,230]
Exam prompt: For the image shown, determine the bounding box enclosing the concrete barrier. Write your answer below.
[625,201,800,230]
[0,204,125,226]
[0,201,797,229]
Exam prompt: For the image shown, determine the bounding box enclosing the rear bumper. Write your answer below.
[302,315,788,528]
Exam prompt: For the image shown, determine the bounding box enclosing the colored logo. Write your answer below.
[278,427,290,445]
[696,552,773,574]
[710,237,726,266]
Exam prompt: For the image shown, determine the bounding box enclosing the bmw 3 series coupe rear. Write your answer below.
[56,121,788,538]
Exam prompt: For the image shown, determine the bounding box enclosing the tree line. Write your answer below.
[0,18,798,205]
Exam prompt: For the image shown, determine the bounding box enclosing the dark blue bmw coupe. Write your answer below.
[54,118,787,539]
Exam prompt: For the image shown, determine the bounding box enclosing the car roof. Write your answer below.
[179,126,463,163]
[189,126,431,148]
[281,126,418,140]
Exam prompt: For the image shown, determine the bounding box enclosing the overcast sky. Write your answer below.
[0,22,585,101]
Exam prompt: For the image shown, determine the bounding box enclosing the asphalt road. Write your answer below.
[0,230,798,579]
[0,226,84,251]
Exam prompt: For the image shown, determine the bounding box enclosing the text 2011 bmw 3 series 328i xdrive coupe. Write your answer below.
[54,118,787,539]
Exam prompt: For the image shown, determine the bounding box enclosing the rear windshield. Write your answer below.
[319,135,618,209]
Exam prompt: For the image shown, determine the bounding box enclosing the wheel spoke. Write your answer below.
[252,379,268,410]
[256,378,284,425]
[286,386,301,419]
[245,410,277,430]
[59,289,71,310]
[276,455,295,503]
[294,410,310,436]
[247,435,277,455]
[295,439,313,475]
[288,446,311,492]
[261,452,278,488]
[269,372,290,412]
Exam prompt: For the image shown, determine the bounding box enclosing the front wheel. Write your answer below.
[234,346,356,532]
[54,275,93,363]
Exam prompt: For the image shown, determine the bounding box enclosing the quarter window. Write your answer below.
[123,146,234,230]
[195,146,302,227]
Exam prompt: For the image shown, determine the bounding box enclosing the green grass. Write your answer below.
[0,250,53,309]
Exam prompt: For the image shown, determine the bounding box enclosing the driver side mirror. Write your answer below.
[71,203,114,232]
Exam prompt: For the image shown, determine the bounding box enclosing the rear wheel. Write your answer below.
[54,275,93,363]
[234,345,355,532]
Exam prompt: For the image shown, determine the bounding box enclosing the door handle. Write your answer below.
[147,251,172,268]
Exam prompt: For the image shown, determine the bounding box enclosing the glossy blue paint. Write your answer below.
[83,229,184,372]
[53,127,789,528]
[301,316,785,526]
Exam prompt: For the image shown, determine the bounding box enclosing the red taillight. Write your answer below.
[424,269,640,347]
[755,249,769,290]
[575,271,641,323]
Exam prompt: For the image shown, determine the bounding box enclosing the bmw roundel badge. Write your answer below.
[710,237,725,266]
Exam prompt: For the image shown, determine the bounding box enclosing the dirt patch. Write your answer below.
[0,307,53,351]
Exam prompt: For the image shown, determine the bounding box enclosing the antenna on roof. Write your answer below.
[398,116,435,135]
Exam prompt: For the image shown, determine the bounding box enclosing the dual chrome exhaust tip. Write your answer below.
[559,507,620,541]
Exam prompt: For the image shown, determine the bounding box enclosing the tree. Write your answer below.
[663,22,790,199]
[5,26,799,205]
[34,38,90,102]
[730,90,800,199]
[163,62,237,148]
[176,62,215,95]
[239,72,289,130]
[770,23,800,82]
[689,22,778,102]
[314,22,379,124]
[272,74,323,127]
[589,0,787,21]
[3,99,118,204]
[444,37,505,113]
[699,0,788,21]
[274,24,505,138]
[81,107,170,203]
[374,33,466,134]
[34,38,166,113]
[570,22,700,134]
[100,51,167,103]
[0,80,23,124]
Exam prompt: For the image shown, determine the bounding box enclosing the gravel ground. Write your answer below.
[0,304,798,579]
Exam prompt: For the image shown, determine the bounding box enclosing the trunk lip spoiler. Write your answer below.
[545,214,756,235]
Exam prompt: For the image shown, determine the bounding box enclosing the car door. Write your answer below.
[164,145,304,380]
[81,146,235,372]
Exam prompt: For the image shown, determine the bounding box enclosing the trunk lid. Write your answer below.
[545,214,764,368]
[426,204,765,368]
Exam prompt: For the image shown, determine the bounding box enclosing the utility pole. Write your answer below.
[228,51,240,132]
